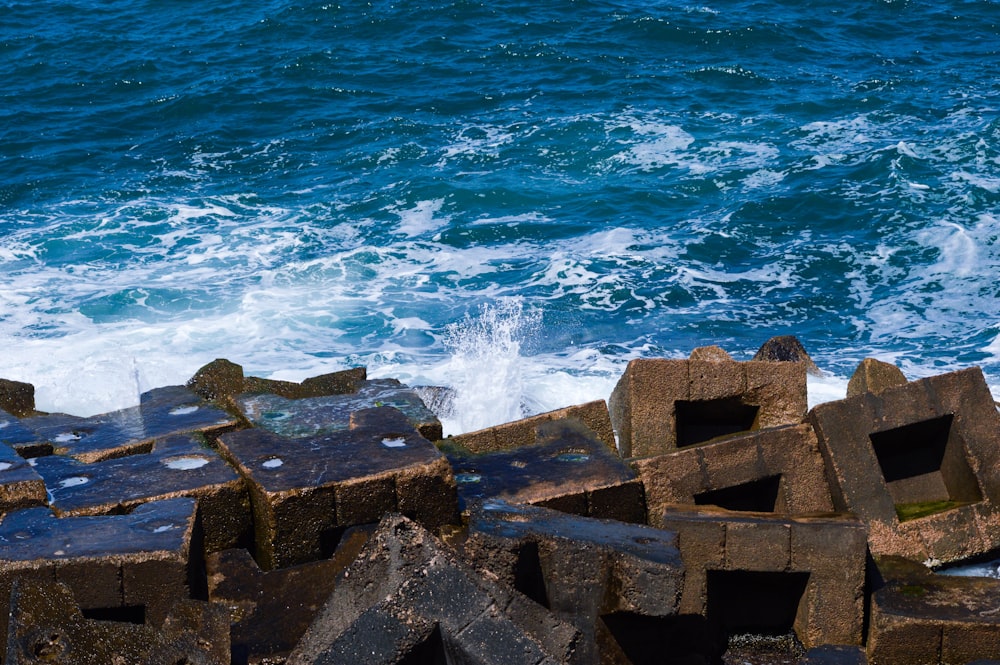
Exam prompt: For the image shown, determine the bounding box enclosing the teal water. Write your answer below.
[2,1,999,431]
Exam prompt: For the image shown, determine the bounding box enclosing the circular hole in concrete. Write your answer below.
[262,458,284,469]
[53,432,83,443]
[163,456,210,470]
[59,476,89,488]
[169,405,199,416]
[262,411,290,421]
[0,462,12,471]
[556,452,590,463]
[381,436,407,448]
[456,473,483,484]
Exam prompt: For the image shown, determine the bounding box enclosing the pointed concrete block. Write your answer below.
[846,358,908,398]
[21,385,238,463]
[33,434,250,552]
[287,514,583,665]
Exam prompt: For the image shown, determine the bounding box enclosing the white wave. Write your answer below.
[391,198,450,238]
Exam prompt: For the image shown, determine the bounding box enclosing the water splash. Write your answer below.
[438,298,540,436]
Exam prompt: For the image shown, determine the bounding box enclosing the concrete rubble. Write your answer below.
[0,338,999,663]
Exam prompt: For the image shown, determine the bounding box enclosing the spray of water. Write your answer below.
[438,298,540,435]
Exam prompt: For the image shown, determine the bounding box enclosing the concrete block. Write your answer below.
[847,358,908,397]
[21,385,238,463]
[286,513,583,665]
[236,378,442,441]
[33,434,251,552]
[207,527,371,664]
[868,556,1000,665]
[635,424,833,523]
[217,406,456,569]
[752,335,822,375]
[0,409,50,458]
[809,367,1000,563]
[5,577,229,665]
[449,399,616,454]
[0,497,200,656]
[659,506,866,650]
[0,378,35,418]
[463,499,685,664]
[610,350,807,459]
[447,418,645,522]
[0,441,47,515]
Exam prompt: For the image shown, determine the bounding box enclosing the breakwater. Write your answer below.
[1,337,999,664]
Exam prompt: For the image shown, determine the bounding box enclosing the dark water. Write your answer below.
[2,0,999,431]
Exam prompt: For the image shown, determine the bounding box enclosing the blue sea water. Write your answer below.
[2,0,999,433]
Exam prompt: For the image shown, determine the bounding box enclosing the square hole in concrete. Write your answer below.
[600,612,719,665]
[869,414,982,521]
[706,570,809,637]
[694,475,782,513]
[675,398,759,448]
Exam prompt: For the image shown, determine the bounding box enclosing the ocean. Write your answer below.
[2,0,999,436]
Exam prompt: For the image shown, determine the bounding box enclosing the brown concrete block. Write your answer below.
[586,478,647,524]
[0,378,35,418]
[22,385,238,463]
[34,434,251,552]
[810,367,1000,564]
[725,516,791,570]
[637,424,833,523]
[0,498,199,656]
[0,441,46,514]
[744,359,808,429]
[658,508,726,615]
[752,335,821,375]
[847,358,908,397]
[5,578,229,665]
[448,418,643,522]
[609,358,688,458]
[218,406,456,569]
[688,358,745,400]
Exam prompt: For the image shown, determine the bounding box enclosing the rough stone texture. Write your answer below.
[447,418,645,523]
[287,513,583,665]
[0,408,50,458]
[20,385,238,463]
[0,497,200,656]
[752,335,822,375]
[809,367,1000,564]
[5,577,229,665]
[609,353,807,459]
[689,345,734,362]
[237,378,442,442]
[33,433,251,553]
[207,527,372,665]
[448,399,617,454]
[187,358,367,405]
[633,423,833,523]
[846,358,908,398]
[217,406,457,569]
[0,441,47,515]
[462,500,688,664]
[868,557,1000,665]
[0,378,35,418]
[658,506,867,650]
[799,645,869,664]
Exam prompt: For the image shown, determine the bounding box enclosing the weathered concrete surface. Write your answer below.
[462,500,688,664]
[609,350,807,459]
[846,358,908,398]
[5,577,229,665]
[809,367,1000,564]
[634,423,833,522]
[217,406,457,569]
[0,497,200,656]
[447,418,645,523]
[868,557,1000,665]
[798,644,869,664]
[207,527,371,665]
[0,441,47,515]
[287,513,584,665]
[449,399,617,454]
[658,506,867,650]
[237,378,442,442]
[21,385,238,463]
[33,433,251,553]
